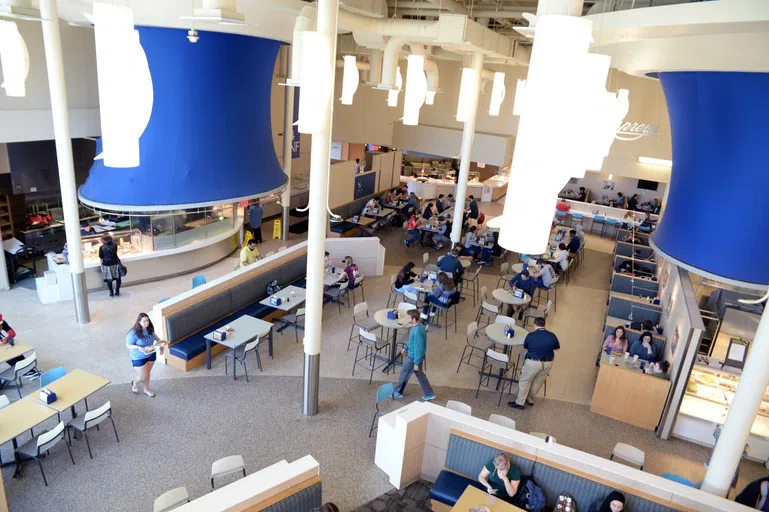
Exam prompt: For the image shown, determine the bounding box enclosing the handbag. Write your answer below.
[118,258,127,277]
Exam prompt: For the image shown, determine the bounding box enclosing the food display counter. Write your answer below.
[399,173,508,202]
[673,362,769,462]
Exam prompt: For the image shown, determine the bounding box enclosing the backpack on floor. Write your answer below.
[513,477,547,512]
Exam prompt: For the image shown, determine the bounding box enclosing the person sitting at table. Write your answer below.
[478,452,521,502]
[616,192,627,209]
[446,193,455,208]
[422,273,457,318]
[602,326,629,355]
[531,258,556,290]
[340,256,359,286]
[567,229,581,254]
[630,319,654,332]
[432,217,451,250]
[556,199,570,212]
[621,211,635,229]
[628,193,639,211]
[575,224,586,246]
[362,198,379,217]
[650,198,661,214]
[638,212,655,233]
[552,242,569,272]
[422,202,435,221]
[608,199,617,207]
[404,210,422,248]
[0,313,25,367]
[324,251,333,272]
[576,186,587,202]
[239,239,260,268]
[629,331,657,362]
[590,491,625,512]
[436,194,446,213]
[462,226,481,259]
[407,192,420,211]
[80,221,93,236]
[509,269,537,319]
[477,230,495,266]
[438,248,464,282]
[395,262,419,294]
[467,195,480,220]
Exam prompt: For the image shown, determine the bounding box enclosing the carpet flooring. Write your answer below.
[350,480,432,512]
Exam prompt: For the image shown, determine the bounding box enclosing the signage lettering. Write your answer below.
[615,121,660,141]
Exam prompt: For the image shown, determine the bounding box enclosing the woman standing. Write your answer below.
[126,313,166,397]
[99,234,122,297]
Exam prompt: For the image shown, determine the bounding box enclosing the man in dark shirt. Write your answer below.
[566,229,581,254]
[438,248,464,282]
[576,187,587,202]
[628,194,639,211]
[467,195,479,220]
[509,269,537,319]
[436,194,445,214]
[509,317,560,410]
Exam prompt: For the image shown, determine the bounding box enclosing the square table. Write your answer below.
[0,399,58,476]
[204,315,274,378]
[451,485,524,511]
[0,342,33,366]
[25,369,110,414]
[259,285,306,312]
[348,216,376,227]
[324,271,344,287]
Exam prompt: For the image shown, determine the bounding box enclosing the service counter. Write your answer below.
[559,199,659,226]
[400,174,508,202]
[591,353,671,431]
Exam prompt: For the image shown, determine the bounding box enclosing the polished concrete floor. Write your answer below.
[1,204,765,511]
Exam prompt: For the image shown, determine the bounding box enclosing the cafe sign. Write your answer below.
[615,121,660,141]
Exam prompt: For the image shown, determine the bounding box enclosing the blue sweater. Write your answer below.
[629,340,657,362]
[407,324,427,365]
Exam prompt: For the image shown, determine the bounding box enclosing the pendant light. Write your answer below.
[488,72,505,116]
[0,20,29,97]
[402,54,427,125]
[387,66,402,107]
[340,55,358,105]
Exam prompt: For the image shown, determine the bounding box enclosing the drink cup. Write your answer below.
[609,356,616,364]
[633,354,639,362]
[624,352,629,359]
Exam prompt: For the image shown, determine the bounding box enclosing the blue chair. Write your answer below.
[662,472,701,488]
[570,212,584,227]
[192,275,206,289]
[591,215,605,235]
[369,382,395,437]
[604,218,620,239]
[554,211,568,225]
[40,367,66,388]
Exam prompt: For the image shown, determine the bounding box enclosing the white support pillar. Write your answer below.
[450,52,484,245]
[281,47,295,241]
[40,0,90,323]
[302,0,339,416]
[701,300,769,496]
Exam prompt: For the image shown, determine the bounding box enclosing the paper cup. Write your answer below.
[624,352,629,359]
[633,355,639,362]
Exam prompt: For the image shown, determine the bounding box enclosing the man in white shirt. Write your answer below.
[363,198,379,216]
[553,242,569,272]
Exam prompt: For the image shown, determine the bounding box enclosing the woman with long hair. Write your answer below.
[125,313,167,397]
[602,326,629,354]
[99,234,122,297]
[395,262,419,294]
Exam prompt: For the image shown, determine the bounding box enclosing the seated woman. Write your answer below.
[621,211,635,229]
[590,491,625,512]
[422,203,435,221]
[405,211,422,248]
[395,262,419,294]
[462,226,481,259]
[629,331,657,362]
[638,212,655,233]
[421,273,457,317]
[478,452,521,503]
[602,326,629,354]
[341,256,359,286]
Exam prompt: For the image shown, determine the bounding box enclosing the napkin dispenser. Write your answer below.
[40,388,57,404]
[504,325,514,338]
[270,296,282,306]
[555,235,563,242]
[513,288,524,299]
[352,215,360,222]
[387,310,397,320]
[213,330,227,341]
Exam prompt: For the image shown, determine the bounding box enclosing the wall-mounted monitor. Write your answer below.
[637,179,659,191]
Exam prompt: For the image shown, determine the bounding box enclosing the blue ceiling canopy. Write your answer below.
[79,27,286,211]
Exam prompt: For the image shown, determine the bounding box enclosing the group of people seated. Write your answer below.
[601,324,660,363]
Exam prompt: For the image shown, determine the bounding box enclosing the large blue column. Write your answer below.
[654,72,769,288]
[79,27,286,210]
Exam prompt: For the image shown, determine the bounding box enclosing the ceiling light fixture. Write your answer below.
[402,54,427,126]
[340,55,358,105]
[387,66,402,108]
[456,67,476,122]
[488,72,505,116]
[86,3,154,168]
[296,31,331,134]
[0,20,29,97]
[638,157,672,167]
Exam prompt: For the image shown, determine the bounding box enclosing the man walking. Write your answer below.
[393,310,436,401]
[248,199,264,244]
[509,317,559,410]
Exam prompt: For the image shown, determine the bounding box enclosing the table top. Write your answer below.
[324,271,344,286]
[374,308,413,330]
[204,315,273,349]
[451,485,524,511]
[347,216,376,226]
[0,341,33,365]
[259,285,306,312]
[485,323,528,346]
[25,369,110,413]
[492,288,532,306]
[0,398,58,445]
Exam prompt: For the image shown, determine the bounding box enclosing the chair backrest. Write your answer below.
[500,262,509,276]
[467,321,478,338]
[338,279,349,290]
[422,252,429,265]
[480,286,488,300]
[489,414,516,430]
[543,300,554,317]
[36,421,66,454]
[530,432,556,443]
[353,301,369,317]
[278,246,287,252]
[471,267,482,278]
[297,307,306,317]
[495,315,516,326]
[154,487,190,512]
[15,353,36,376]
[243,336,261,353]
[359,329,378,343]
[398,302,416,312]
[390,275,397,287]
[404,290,419,303]
[84,401,112,429]
[482,300,500,313]
[192,274,206,288]
[354,275,364,286]
[446,400,472,416]
[40,366,66,388]
[376,382,395,405]
[0,395,9,410]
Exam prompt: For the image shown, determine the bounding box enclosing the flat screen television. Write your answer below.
[637,179,659,191]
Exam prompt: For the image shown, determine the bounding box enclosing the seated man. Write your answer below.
[462,226,481,259]
[422,203,435,221]
[478,453,521,504]
[531,258,556,289]
[404,211,422,248]
[638,212,655,233]
[436,194,445,213]
[566,229,581,254]
[438,248,464,282]
[509,269,537,318]
[239,239,260,268]
[362,198,379,217]
[555,199,570,212]
[431,218,451,250]
[0,313,24,367]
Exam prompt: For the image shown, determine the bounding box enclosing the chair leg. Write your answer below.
[242,468,246,477]
[211,477,215,489]
[110,417,120,443]
[369,410,379,438]
[243,358,250,383]
[37,458,48,486]
[457,345,470,373]
[475,362,486,398]
[352,344,361,376]
[256,348,262,372]
[347,324,356,351]
[84,431,93,459]
[16,377,22,400]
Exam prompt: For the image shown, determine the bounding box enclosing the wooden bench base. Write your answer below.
[430,499,451,512]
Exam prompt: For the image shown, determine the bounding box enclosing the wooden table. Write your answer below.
[374,308,412,373]
[347,216,376,227]
[451,485,523,511]
[25,369,110,414]
[204,315,274,377]
[0,342,33,365]
[492,289,532,317]
[0,399,58,481]
[590,353,671,430]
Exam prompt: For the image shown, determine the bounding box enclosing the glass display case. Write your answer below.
[81,228,143,263]
[684,365,769,417]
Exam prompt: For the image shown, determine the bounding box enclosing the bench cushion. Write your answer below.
[329,221,357,234]
[445,433,535,479]
[280,254,308,285]
[166,291,233,343]
[231,270,279,311]
[429,470,485,506]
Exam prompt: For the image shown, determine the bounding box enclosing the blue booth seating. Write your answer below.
[602,325,665,358]
[430,433,677,511]
[610,273,659,298]
[166,252,307,363]
[607,296,662,326]
[615,242,655,260]
[329,221,359,235]
[262,481,321,512]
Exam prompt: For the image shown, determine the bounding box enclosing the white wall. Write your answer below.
[0,21,100,142]
[328,160,356,209]
[392,122,513,166]
[562,169,667,204]
[270,64,311,179]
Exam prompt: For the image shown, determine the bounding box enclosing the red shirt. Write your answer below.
[407,216,418,230]
[556,202,570,212]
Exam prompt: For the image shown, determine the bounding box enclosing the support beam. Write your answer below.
[701,299,769,496]
[302,0,340,416]
[281,46,294,241]
[450,52,484,245]
[40,0,90,324]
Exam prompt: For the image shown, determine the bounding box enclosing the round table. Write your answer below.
[492,288,532,317]
[511,263,524,274]
[374,308,413,372]
[485,323,528,347]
